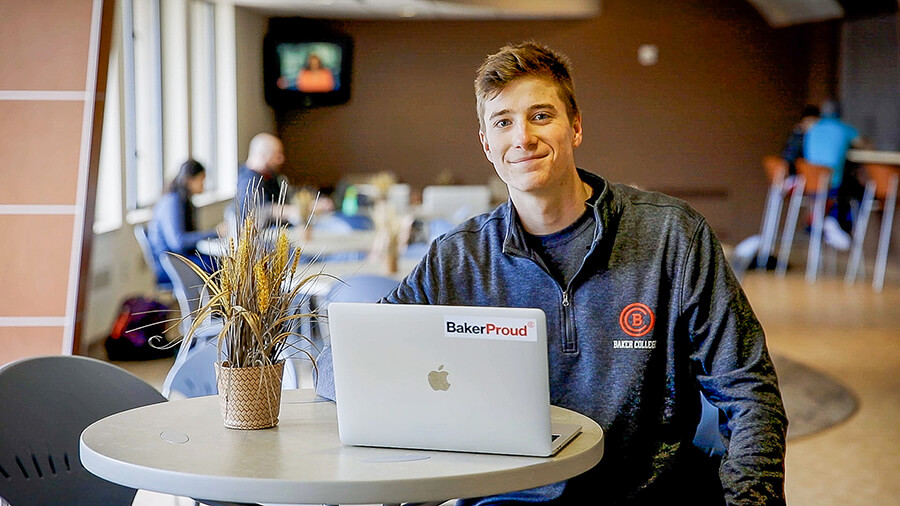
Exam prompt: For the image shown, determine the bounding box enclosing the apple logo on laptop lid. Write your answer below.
[428,365,450,391]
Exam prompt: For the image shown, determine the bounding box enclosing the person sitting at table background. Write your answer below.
[781,104,819,176]
[147,159,220,281]
[803,98,867,249]
[236,132,300,224]
[317,41,787,505]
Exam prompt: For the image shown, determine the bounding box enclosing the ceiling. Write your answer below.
[232,0,897,25]
[747,0,898,27]
[231,0,601,20]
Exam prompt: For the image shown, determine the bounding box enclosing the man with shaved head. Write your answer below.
[236,132,289,219]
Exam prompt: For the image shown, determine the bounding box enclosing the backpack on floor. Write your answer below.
[104,296,178,361]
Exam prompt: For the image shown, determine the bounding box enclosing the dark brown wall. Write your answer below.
[273,0,823,241]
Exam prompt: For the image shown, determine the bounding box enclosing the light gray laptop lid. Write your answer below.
[327,302,580,457]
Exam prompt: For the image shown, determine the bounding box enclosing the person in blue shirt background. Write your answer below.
[803,99,867,249]
[148,159,220,283]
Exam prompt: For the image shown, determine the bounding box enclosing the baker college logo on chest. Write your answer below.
[614,302,657,350]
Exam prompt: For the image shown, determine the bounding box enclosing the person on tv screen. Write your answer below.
[297,53,335,93]
[315,41,787,504]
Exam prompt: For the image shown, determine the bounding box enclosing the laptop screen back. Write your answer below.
[327,302,556,456]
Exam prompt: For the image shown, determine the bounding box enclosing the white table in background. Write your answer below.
[847,149,900,165]
[198,229,378,259]
[80,389,604,505]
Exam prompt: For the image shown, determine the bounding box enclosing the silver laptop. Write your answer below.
[326,302,581,457]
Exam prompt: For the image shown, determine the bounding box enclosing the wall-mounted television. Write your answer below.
[264,32,352,108]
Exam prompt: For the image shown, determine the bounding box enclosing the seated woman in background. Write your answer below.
[148,160,219,281]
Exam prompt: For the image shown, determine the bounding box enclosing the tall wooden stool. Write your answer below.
[756,155,790,269]
[776,158,833,282]
[845,163,899,292]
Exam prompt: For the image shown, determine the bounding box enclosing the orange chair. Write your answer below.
[756,155,790,268]
[845,163,899,292]
[775,158,833,282]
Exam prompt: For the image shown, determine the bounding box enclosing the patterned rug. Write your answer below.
[771,354,859,440]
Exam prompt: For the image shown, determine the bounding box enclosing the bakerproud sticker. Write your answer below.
[444,316,538,341]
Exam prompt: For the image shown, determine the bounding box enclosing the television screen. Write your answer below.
[264,34,352,108]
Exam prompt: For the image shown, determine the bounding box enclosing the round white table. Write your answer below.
[80,389,604,505]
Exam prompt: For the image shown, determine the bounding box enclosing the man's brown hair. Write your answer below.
[474,41,580,131]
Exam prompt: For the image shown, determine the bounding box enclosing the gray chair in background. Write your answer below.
[162,342,298,400]
[159,253,223,339]
[0,355,166,506]
[163,342,219,399]
[160,253,220,398]
[134,223,173,292]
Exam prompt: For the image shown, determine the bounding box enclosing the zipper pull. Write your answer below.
[562,291,569,307]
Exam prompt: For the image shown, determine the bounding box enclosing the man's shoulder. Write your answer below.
[237,165,256,179]
[432,204,509,245]
[607,182,707,230]
[611,182,696,211]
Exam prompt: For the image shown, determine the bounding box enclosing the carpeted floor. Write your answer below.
[771,354,859,441]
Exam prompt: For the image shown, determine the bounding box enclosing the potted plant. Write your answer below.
[368,171,413,274]
[167,196,325,429]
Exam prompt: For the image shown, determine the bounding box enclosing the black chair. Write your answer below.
[0,355,166,505]
[134,223,173,292]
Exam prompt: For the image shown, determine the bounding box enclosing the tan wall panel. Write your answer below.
[0,0,93,91]
[0,215,74,317]
[0,101,83,205]
[0,326,65,366]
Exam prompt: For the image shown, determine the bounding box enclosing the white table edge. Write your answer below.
[79,391,604,504]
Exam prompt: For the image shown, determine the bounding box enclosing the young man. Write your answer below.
[319,42,787,504]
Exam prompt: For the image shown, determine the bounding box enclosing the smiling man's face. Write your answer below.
[479,76,582,199]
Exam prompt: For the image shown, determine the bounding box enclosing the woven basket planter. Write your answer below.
[215,361,284,430]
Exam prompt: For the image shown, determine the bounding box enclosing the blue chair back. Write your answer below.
[163,342,300,399]
[134,224,172,291]
[164,343,219,399]
[693,391,728,457]
[325,274,400,304]
[159,254,220,337]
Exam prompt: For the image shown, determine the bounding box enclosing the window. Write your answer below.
[94,46,123,234]
[94,0,235,231]
[190,0,218,193]
[125,0,164,210]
